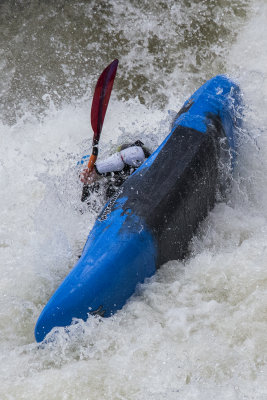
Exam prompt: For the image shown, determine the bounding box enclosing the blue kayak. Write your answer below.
[35,75,242,342]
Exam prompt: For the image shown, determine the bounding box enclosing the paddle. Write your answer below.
[87,59,119,171]
[81,59,119,201]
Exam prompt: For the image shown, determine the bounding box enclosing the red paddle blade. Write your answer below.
[91,59,119,142]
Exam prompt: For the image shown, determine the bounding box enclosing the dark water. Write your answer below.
[3,1,267,399]
[1,0,249,123]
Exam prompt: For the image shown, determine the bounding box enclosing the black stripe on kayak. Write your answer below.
[120,114,231,267]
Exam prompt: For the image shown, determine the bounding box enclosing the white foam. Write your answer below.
[1,1,267,399]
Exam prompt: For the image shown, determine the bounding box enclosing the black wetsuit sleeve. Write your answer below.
[81,165,136,202]
[105,165,134,198]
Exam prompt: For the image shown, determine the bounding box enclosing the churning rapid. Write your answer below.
[0,0,266,399]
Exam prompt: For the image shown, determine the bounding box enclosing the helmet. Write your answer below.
[120,146,146,168]
[119,140,151,158]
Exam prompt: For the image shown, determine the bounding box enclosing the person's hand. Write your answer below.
[80,168,99,184]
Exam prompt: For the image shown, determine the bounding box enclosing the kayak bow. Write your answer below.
[35,75,242,342]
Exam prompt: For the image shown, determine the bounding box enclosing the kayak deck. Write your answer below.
[35,75,242,342]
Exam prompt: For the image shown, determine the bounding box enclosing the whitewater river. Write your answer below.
[0,0,266,399]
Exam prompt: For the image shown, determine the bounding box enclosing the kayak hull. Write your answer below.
[35,75,242,342]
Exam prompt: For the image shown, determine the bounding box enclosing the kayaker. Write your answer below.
[80,140,151,201]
